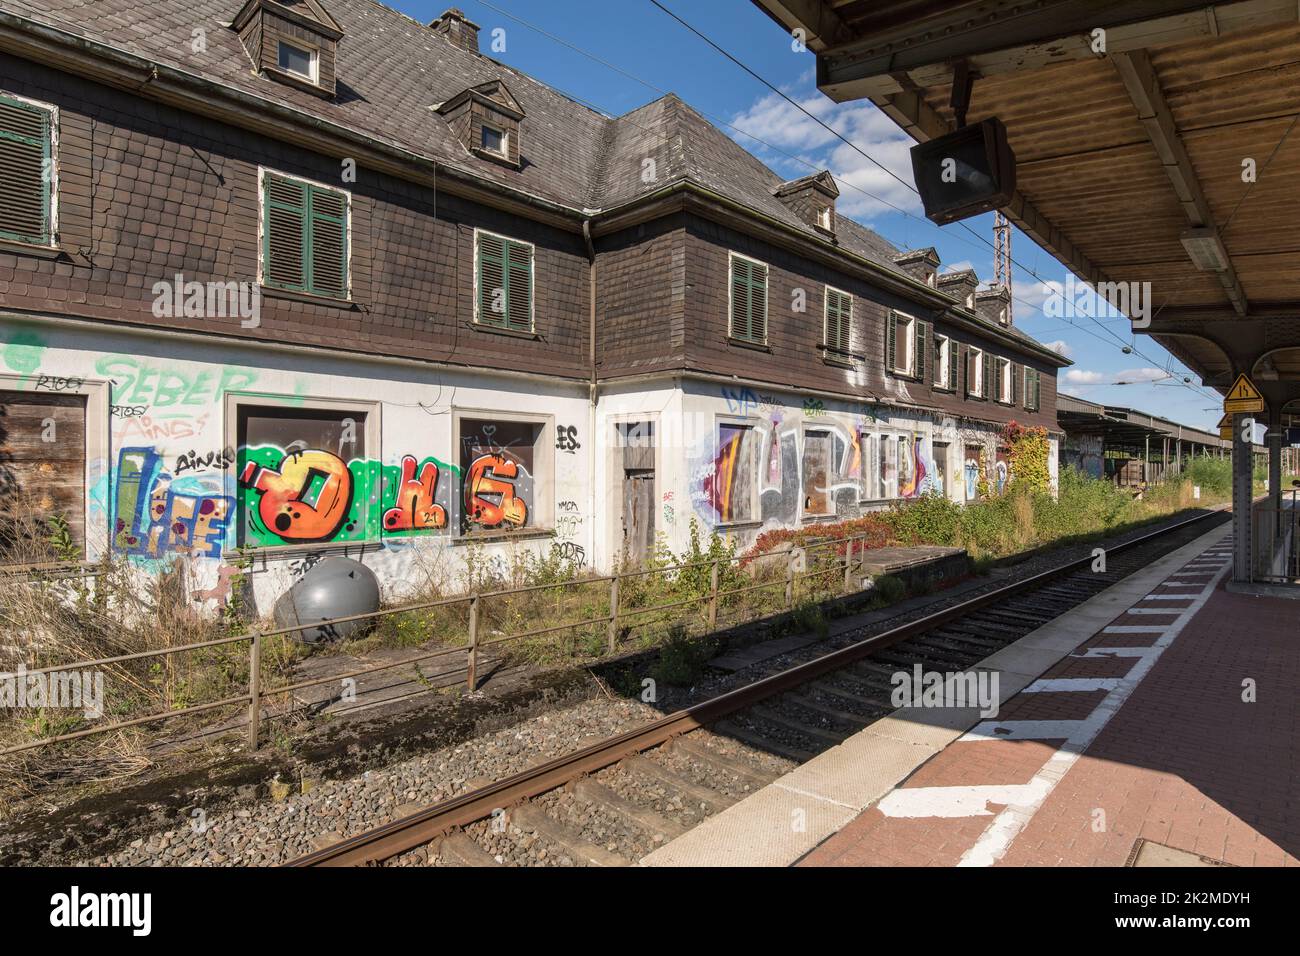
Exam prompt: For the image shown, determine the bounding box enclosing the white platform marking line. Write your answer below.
[877,781,1052,818]
[956,561,1229,867]
[1022,677,1121,693]
[1102,625,1165,633]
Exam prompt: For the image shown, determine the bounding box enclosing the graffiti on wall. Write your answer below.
[239,447,462,546]
[465,454,529,528]
[113,447,233,559]
[382,456,448,533]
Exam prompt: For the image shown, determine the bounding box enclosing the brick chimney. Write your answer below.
[430,8,480,53]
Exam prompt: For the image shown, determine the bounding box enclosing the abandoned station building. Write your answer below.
[0,1,1069,609]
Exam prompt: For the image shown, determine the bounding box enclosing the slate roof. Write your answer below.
[3,0,1068,360]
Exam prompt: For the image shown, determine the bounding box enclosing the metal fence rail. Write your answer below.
[0,531,879,757]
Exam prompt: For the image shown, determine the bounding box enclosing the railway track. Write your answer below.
[289,508,1228,867]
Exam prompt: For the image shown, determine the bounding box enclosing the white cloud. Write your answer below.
[1064,369,1105,385]
[1042,339,1073,358]
[1064,367,1167,386]
[941,260,974,274]
[727,89,920,221]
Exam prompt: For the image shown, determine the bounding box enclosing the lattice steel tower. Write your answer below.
[994,210,1012,326]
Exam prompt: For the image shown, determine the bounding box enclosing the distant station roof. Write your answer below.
[749,1,1300,427]
[1057,395,1229,451]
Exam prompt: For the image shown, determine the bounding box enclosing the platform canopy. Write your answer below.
[1057,395,1230,452]
[751,0,1300,426]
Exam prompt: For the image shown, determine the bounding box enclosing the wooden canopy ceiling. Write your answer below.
[752,0,1300,420]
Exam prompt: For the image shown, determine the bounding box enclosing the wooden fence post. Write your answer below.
[247,631,261,750]
[786,549,798,608]
[707,560,719,631]
[844,537,856,594]
[607,575,620,653]
[466,594,479,693]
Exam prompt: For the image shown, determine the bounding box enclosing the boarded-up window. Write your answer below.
[237,406,367,546]
[802,430,832,516]
[713,423,758,523]
[262,171,350,299]
[729,254,768,344]
[879,434,897,499]
[823,287,851,357]
[476,231,534,332]
[460,418,540,533]
[0,392,85,562]
[934,442,950,497]
[0,93,55,246]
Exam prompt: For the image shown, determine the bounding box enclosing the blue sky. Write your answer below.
[405,0,1224,431]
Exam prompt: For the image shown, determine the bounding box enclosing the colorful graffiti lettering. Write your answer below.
[113,447,233,559]
[240,448,356,543]
[466,454,528,528]
[382,456,447,532]
[802,397,826,417]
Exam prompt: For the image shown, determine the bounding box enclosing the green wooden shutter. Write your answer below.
[984,352,994,400]
[263,175,349,299]
[505,238,533,331]
[730,256,767,343]
[0,95,52,245]
[949,339,958,392]
[264,175,307,291]
[307,184,347,299]
[478,231,507,326]
[824,289,850,355]
[1010,362,1018,406]
[915,320,927,381]
[885,312,896,374]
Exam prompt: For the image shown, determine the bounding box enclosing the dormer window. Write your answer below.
[773,170,838,235]
[233,0,343,99]
[435,79,525,168]
[278,41,318,82]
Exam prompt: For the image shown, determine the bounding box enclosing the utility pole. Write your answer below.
[994,210,1012,326]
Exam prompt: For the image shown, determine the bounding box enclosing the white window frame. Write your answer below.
[823,284,852,358]
[480,122,508,157]
[933,334,951,389]
[223,392,382,555]
[256,166,354,299]
[277,40,319,83]
[0,90,59,249]
[997,357,1013,403]
[453,407,555,537]
[816,206,831,230]
[968,346,985,398]
[891,312,916,376]
[713,416,762,526]
[727,250,769,345]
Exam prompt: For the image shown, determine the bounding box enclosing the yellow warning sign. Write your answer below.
[1223,374,1265,414]
[1218,414,1233,440]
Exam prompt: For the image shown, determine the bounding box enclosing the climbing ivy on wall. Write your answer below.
[1002,421,1051,493]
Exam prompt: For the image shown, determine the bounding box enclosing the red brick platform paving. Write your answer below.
[800,539,1299,867]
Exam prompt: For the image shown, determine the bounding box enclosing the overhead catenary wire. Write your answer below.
[471,0,1218,404]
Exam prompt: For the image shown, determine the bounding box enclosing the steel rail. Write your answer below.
[288,507,1225,867]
